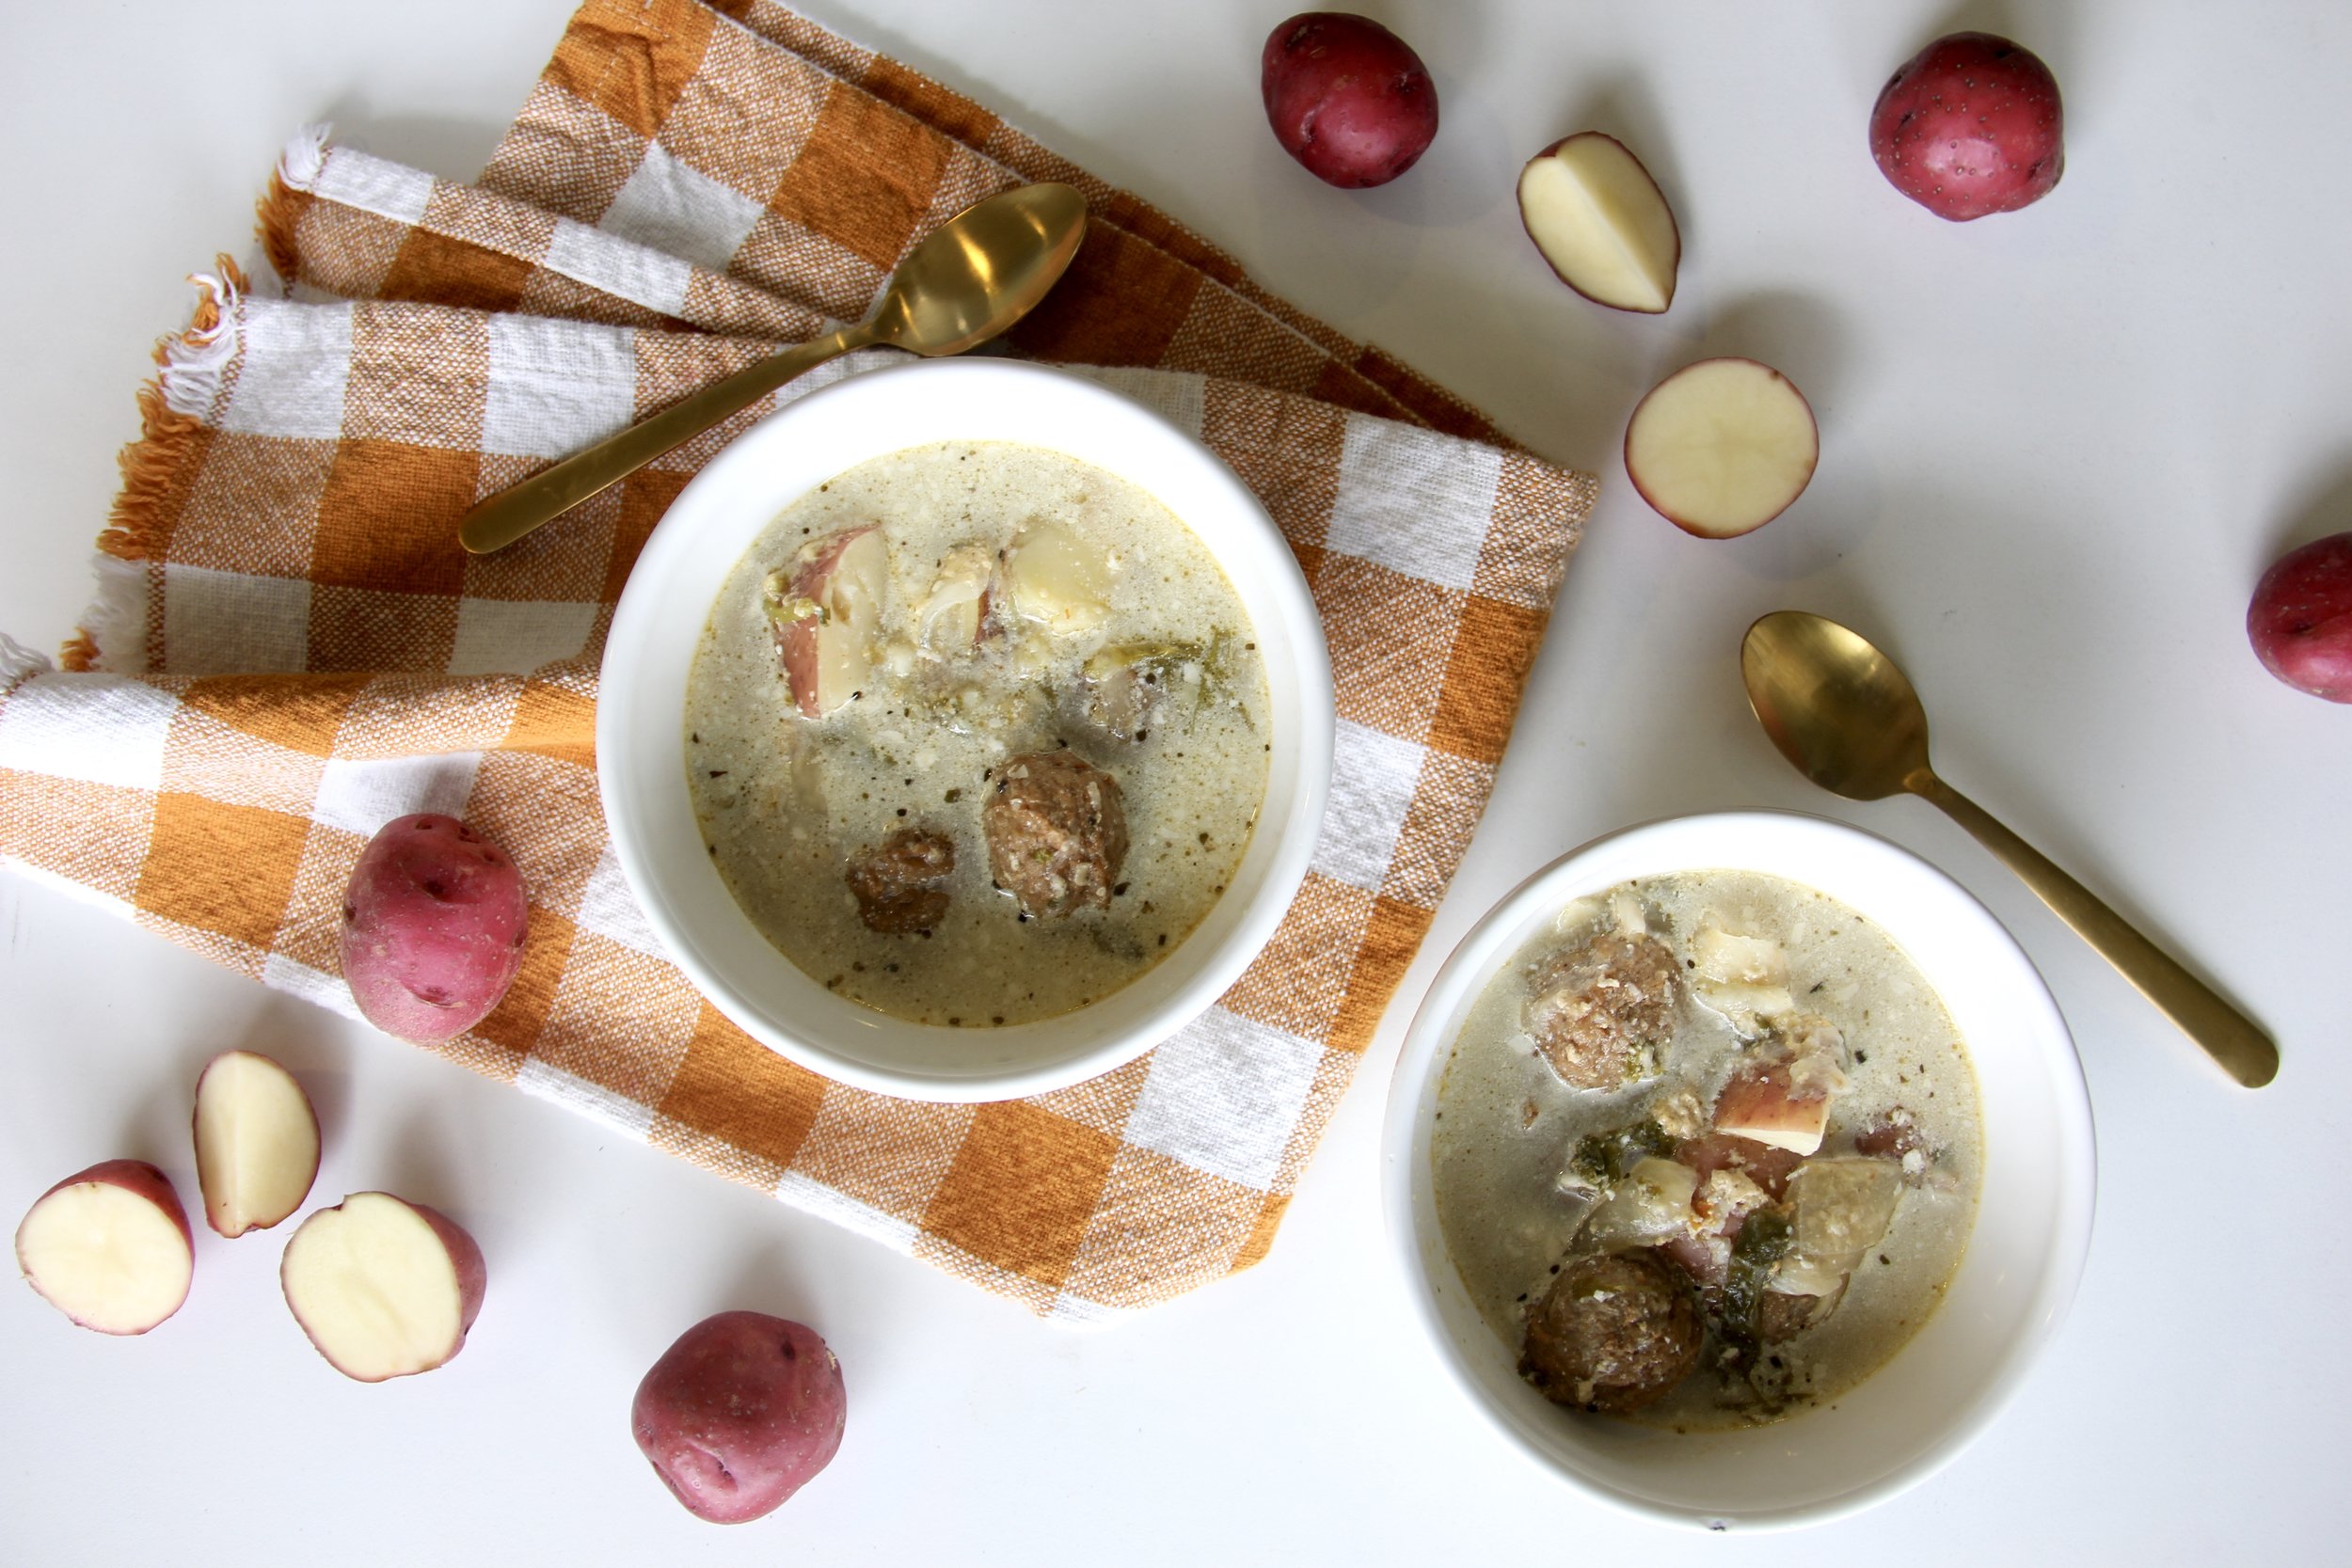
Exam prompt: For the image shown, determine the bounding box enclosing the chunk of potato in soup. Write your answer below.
[685,441,1271,1026]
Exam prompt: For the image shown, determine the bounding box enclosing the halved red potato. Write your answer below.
[1624,358,1819,538]
[280,1192,486,1382]
[193,1050,321,1237]
[767,525,887,718]
[15,1160,195,1335]
[1518,133,1680,313]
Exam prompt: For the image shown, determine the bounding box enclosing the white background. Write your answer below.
[4,1,2346,1560]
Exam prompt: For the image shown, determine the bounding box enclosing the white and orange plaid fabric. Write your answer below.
[0,0,1595,1321]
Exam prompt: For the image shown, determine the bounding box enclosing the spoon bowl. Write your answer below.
[870,182,1087,356]
[1740,610,1931,800]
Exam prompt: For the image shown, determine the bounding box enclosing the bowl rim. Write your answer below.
[1378,808,2096,1531]
[597,356,1335,1101]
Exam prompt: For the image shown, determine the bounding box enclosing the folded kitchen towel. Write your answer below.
[0,0,1595,1322]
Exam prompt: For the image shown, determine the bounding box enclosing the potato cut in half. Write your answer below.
[1518,133,1681,313]
[280,1192,485,1382]
[1624,358,1819,538]
[193,1050,321,1237]
[15,1160,195,1335]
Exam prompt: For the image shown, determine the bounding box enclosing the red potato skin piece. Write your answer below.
[339,815,529,1045]
[191,1052,322,1237]
[1261,13,1438,189]
[632,1311,848,1525]
[1676,1132,1804,1204]
[1518,133,1681,314]
[409,1199,488,1341]
[1870,32,2064,221]
[2249,532,2352,703]
[773,523,881,719]
[16,1161,194,1333]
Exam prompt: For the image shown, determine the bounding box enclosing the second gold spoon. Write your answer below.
[1740,610,2277,1088]
[459,181,1089,555]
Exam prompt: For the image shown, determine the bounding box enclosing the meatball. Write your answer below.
[845,828,955,935]
[1519,1248,1704,1414]
[1522,929,1681,1090]
[982,750,1129,920]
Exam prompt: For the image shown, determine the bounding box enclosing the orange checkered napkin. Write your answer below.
[0,0,1595,1321]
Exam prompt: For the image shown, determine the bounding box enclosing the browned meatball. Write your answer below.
[1519,1248,1704,1414]
[1522,929,1681,1090]
[845,828,955,935]
[982,751,1129,920]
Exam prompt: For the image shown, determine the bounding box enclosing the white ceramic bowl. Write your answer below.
[600,357,1333,1101]
[1381,811,2094,1530]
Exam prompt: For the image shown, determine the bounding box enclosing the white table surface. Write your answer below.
[5,2,2345,1560]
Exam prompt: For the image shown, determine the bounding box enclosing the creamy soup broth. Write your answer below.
[684,440,1271,1026]
[1433,871,1983,1431]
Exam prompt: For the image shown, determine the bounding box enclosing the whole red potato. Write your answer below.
[1870,32,2063,220]
[339,814,529,1043]
[632,1311,847,1525]
[2249,531,2352,702]
[1261,12,1438,188]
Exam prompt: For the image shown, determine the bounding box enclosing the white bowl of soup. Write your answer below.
[1380,811,2093,1529]
[600,358,1333,1101]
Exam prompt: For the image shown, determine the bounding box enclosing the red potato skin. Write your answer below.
[410,1200,488,1343]
[191,1051,322,1237]
[339,815,528,1044]
[1519,133,1681,314]
[1261,13,1438,189]
[632,1311,847,1525]
[2249,531,2352,703]
[1870,32,2063,221]
[16,1161,194,1334]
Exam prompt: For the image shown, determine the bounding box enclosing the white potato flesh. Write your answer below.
[194,1051,319,1236]
[281,1194,463,1381]
[1002,520,1110,637]
[1625,359,1819,537]
[1518,135,1678,312]
[17,1182,193,1335]
[806,528,887,714]
[1779,1157,1905,1296]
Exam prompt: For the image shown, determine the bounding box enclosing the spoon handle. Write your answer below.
[1907,770,2278,1088]
[458,325,867,555]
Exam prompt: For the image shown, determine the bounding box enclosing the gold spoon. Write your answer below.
[458,182,1089,555]
[1740,610,2278,1088]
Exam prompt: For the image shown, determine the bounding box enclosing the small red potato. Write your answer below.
[192,1050,321,1237]
[340,814,528,1043]
[1870,32,2064,221]
[1261,12,1438,189]
[15,1160,195,1335]
[632,1310,847,1525]
[279,1192,486,1381]
[2249,531,2352,703]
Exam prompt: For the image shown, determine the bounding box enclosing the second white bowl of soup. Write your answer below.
[1382,812,2094,1528]
[601,358,1333,1101]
